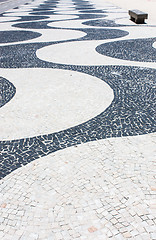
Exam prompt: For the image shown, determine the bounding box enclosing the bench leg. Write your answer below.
[130,16,135,22]
[135,18,145,24]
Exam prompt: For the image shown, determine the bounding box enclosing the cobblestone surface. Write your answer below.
[0,66,155,179]
[0,134,156,239]
[96,38,156,62]
[0,76,16,108]
[0,0,156,239]
[0,30,41,43]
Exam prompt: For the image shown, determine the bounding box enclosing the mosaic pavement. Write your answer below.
[0,0,156,239]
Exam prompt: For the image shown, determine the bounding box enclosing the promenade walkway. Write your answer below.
[0,0,156,239]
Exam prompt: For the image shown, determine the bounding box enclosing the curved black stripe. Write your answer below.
[80,10,105,13]
[83,19,131,27]
[11,21,129,40]
[0,30,41,43]
[96,38,156,62]
[17,15,50,21]
[0,77,16,108]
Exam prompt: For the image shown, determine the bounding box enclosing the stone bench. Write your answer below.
[129,9,148,24]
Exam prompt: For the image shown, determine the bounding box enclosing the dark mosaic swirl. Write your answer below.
[74,3,94,7]
[40,0,59,4]
[0,30,41,43]
[73,13,107,19]
[80,28,129,40]
[96,38,156,62]
[11,21,129,39]
[0,65,155,179]
[0,77,16,108]
[32,8,54,11]
[32,3,58,10]
[72,1,95,8]
[16,15,50,21]
[80,9,106,13]
[0,15,53,24]
[12,21,53,29]
[72,0,94,7]
[75,7,95,10]
[73,2,93,6]
[30,11,107,19]
[30,1,59,12]
[1,38,134,66]
[29,10,55,15]
[83,19,129,27]
[80,9,126,13]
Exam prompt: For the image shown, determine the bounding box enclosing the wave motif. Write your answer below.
[0,30,41,43]
[0,77,16,108]
[0,0,156,179]
[83,19,130,27]
[96,38,156,62]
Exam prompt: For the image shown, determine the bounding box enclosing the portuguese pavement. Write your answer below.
[0,0,156,239]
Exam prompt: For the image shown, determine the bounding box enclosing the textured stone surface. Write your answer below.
[96,38,156,62]
[0,76,16,108]
[83,18,130,27]
[0,65,155,179]
[0,0,155,238]
[0,134,156,239]
[0,68,113,140]
[0,30,41,43]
